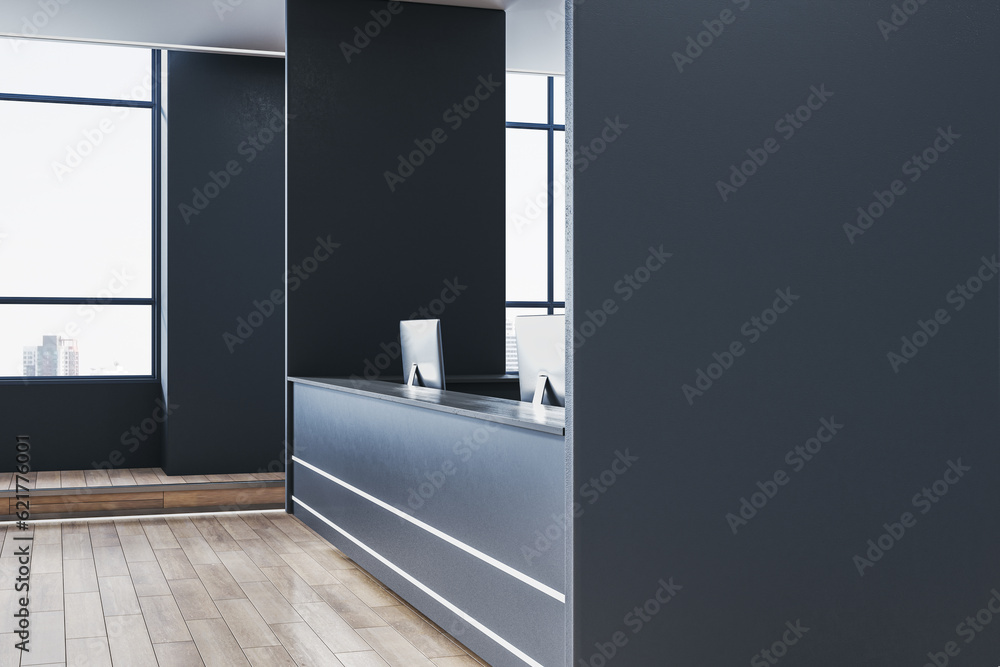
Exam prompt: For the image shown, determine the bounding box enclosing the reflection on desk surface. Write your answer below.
[289,376,564,436]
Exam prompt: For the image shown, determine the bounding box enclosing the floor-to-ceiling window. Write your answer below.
[505,72,566,372]
[0,39,159,379]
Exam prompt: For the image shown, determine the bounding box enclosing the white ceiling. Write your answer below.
[504,0,566,74]
[0,0,286,56]
[0,0,565,72]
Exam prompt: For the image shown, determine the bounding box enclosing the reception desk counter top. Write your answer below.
[288,376,564,436]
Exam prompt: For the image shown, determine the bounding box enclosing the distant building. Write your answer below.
[21,347,36,377]
[505,316,519,373]
[59,337,79,375]
[22,335,79,376]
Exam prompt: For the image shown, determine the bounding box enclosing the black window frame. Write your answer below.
[506,74,566,315]
[0,48,161,384]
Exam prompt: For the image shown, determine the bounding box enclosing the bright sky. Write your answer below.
[0,38,153,377]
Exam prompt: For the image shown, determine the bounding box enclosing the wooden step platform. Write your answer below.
[0,467,285,520]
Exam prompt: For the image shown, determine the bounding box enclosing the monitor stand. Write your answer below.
[532,373,550,405]
[406,363,423,387]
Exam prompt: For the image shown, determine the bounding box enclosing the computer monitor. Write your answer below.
[515,315,565,407]
[400,319,446,390]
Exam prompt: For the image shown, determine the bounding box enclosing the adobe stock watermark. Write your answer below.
[50,72,157,182]
[877,0,932,41]
[348,277,468,383]
[716,84,834,202]
[578,577,682,667]
[750,620,811,667]
[212,0,241,21]
[920,587,1000,667]
[93,399,180,470]
[851,458,970,576]
[55,267,136,342]
[521,449,639,565]
[441,577,679,655]
[844,126,960,244]
[509,178,564,236]
[886,254,997,373]
[516,118,626,232]
[12,448,33,652]
[384,74,502,192]
[682,287,800,405]
[544,0,585,31]
[179,107,293,224]
[574,117,628,172]
[223,235,340,353]
[405,422,499,511]
[339,2,404,62]
[725,416,845,535]
[671,0,752,73]
[10,0,71,52]
[574,245,671,351]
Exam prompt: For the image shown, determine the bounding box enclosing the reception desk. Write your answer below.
[288,377,566,667]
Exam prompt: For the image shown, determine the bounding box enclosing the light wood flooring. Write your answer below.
[0,510,489,666]
[0,469,285,490]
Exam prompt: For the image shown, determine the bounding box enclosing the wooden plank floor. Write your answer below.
[0,470,286,520]
[0,469,285,490]
[0,511,490,667]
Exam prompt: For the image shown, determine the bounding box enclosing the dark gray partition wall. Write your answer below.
[165,51,286,474]
[571,2,999,666]
[284,0,512,661]
[286,0,505,379]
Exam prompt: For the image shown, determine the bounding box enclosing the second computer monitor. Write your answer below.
[400,319,446,390]
[516,314,565,407]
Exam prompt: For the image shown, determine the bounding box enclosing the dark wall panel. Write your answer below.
[572,2,999,665]
[286,0,506,379]
[0,382,163,471]
[165,51,286,474]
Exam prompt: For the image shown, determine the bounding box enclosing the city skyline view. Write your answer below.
[22,334,79,376]
[1,306,151,377]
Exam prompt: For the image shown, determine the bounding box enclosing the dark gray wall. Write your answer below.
[286,0,505,380]
[571,2,999,666]
[165,51,285,474]
[0,382,163,471]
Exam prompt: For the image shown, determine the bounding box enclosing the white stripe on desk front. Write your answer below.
[292,456,565,603]
[293,496,545,667]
